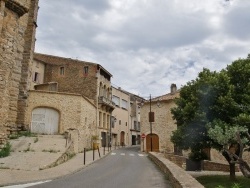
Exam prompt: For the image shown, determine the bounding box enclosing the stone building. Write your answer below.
[33,53,115,148]
[112,86,130,146]
[0,0,38,142]
[112,86,143,146]
[140,84,179,152]
[24,90,97,152]
[129,94,143,145]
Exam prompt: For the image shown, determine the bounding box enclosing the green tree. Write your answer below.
[171,57,250,180]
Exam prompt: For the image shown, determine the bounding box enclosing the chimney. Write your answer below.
[170,84,177,94]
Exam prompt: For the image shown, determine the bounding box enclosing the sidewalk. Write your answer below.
[0,136,114,187]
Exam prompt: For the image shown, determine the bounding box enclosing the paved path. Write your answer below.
[0,135,116,187]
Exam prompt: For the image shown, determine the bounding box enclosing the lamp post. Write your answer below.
[148,94,155,152]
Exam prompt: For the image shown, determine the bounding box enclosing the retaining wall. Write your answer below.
[148,152,204,188]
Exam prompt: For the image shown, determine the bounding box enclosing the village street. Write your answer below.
[27,146,172,188]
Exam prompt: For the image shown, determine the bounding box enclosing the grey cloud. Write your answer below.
[223,2,250,39]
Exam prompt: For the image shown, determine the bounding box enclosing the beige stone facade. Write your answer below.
[0,0,38,139]
[25,90,97,151]
[111,86,143,146]
[112,87,131,146]
[33,53,115,148]
[140,85,179,152]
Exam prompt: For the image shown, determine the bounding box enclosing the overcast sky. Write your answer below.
[35,0,250,97]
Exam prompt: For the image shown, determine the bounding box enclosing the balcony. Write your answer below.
[98,96,116,111]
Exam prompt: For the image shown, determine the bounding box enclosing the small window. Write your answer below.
[119,120,121,125]
[33,72,39,83]
[84,66,89,75]
[60,67,65,75]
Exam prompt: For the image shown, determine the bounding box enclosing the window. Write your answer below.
[138,122,140,131]
[83,66,88,75]
[125,122,127,126]
[107,115,110,129]
[121,99,128,109]
[119,120,121,125]
[59,67,64,75]
[112,95,120,107]
[134,121,137,130]
[99,112,102,127]
[103,113,106,128]
[33,72,39,83]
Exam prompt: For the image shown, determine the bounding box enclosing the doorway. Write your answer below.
[146,133,159,152]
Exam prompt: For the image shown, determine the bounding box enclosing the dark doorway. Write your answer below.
[132,135,136,145]
[101,132,106,147]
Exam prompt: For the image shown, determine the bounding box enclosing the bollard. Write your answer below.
[97,146,101,158]
[84,148,86,165]
[103,146,105,155]
[93,147,95,161]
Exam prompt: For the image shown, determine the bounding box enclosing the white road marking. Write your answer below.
[110,153,146,157]
[2,180,51,188]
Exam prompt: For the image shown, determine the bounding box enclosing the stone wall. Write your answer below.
[164,153,239,172]
[149,152,204,188]
[17,0,39,127]
[34,54,99,105]
[0,0,37,136]
[25,90,97,152]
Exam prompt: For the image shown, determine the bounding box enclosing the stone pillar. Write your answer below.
[17,0,39,128]
[0,1,29,134]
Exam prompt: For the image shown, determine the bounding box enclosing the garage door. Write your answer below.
[31,108,59,134]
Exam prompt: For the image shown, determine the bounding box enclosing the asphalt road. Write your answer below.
[30,146,172,188]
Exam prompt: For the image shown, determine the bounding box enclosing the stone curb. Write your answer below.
[148,152,204,188]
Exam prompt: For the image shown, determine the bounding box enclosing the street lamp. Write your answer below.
[148,94,155,152]
[141,95,162,152]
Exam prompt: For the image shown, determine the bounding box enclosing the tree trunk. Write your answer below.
[229,163,236,181]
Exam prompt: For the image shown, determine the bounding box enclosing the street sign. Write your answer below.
[141,133,146,139]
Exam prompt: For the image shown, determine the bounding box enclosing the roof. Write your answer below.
[34,53,113,77]
[144,90,180,104]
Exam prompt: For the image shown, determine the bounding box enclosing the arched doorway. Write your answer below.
[146,133,159,152]
[120,131,125,146]
[31,108,59,134]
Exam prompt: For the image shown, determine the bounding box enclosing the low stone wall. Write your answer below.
[148,152,204,188]
[202,160,239,172]
[164,153,186,169]
[165,153,239,172]
[40,142,75,170]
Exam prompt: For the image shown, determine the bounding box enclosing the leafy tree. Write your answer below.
[171,57,250,180]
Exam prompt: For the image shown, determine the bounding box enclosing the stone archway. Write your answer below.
[146,133,159,152]
[31,107,59,134]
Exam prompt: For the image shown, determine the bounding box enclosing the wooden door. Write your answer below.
[146,134,159,152]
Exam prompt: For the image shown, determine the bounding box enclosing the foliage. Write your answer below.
[196,175,250,188]
[0,142,11,158]
[9,131,37,140]
[189,149,209,161]
[171,57,250,170]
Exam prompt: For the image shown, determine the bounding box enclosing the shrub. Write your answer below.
[0,142,11,158]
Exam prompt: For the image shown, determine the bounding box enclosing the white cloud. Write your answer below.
[35,0,250,96]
